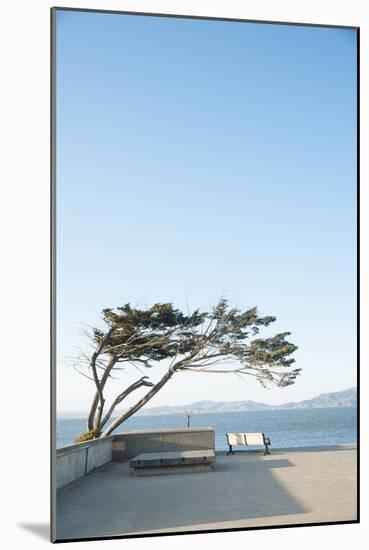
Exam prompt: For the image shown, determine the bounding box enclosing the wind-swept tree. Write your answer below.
[73,299,300,441]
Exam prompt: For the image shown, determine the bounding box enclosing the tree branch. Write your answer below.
[99,376,154,429]
[100,368,175,437]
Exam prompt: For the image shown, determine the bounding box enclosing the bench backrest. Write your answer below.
[226,432,265,446]
[227,433,246,446]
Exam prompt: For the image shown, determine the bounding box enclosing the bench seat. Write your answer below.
[129,450,215,476]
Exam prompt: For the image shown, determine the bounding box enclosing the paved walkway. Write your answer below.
[56,445,357,540]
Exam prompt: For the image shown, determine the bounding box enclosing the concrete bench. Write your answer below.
[226,432,271,456]
[129,450,215,476]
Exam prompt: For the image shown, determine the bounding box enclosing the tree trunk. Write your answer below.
[100,368,175,437]
[94,398,106,433]
[87,358,117,431]
[87,392,99,431]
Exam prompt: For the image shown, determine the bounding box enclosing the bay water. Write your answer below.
[57,407,357,450]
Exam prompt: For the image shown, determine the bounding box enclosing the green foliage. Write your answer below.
[93,302,206,363]
[88,298,300,389]
[75,429,101,443]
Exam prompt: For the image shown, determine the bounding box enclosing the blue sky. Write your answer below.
[56,10,357,412]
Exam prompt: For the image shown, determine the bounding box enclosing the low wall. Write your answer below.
[112,427,215,461]
[56,428,215,488]
[56,436,114,490]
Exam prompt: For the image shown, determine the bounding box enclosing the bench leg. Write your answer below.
[227,445,234,455]
[264,442,271,455]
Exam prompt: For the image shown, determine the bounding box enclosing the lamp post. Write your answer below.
[184,410,193,428]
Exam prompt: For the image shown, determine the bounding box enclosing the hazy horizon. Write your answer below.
[57,386,356,415]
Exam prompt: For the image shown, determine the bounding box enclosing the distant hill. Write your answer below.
[276,388,356,410]
[136,387,357,416]
[58,388,357,418]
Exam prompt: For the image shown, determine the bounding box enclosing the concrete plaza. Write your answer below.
[56,445,357,540]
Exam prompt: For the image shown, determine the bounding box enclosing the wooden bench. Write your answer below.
[129,450,215,476]
[226,432,271,455]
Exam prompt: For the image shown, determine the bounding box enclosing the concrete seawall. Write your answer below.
[112,427,215,461]
[56,436,114,489]
[56,427,215,489]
